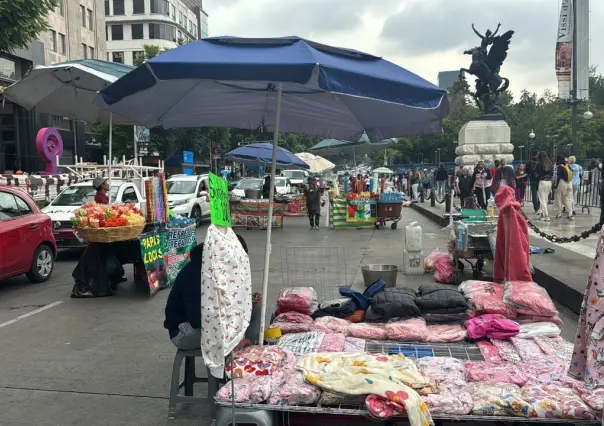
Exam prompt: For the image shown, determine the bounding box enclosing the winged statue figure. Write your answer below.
[459,23,514,117]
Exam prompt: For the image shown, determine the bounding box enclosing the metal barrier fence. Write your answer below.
[522,170,601,211]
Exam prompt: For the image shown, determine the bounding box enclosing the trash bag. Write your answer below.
[71,243,124,298]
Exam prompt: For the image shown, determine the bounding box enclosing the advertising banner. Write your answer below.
[230,200,284,229]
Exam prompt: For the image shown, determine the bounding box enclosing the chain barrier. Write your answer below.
[520,211,601,244]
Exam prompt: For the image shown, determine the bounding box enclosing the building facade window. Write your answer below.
[149,23,175,42]
[111,25,124,40]
[133,0,145,14]
[87,9,93,30]
[104,0,109,15]
[112,0,124,15]
[112,52,124,63]
[171,4,175,19]
[82,43,88,59]
[178,11,183,25]
[150,0,169,15]
[133,51,145,64]
[89,46,95,59]
[0,57,17,80]
[49,30,57,52]
[56,0,64,16]
[58,33,66,55]
[131,23,143,39]
[80,5,86,27]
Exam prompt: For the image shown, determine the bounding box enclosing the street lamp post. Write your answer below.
[553,144,557,161]
[437,148,441,164]
[567,143,572,156]
[518,145,525,163]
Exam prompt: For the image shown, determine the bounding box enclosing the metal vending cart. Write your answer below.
[375,192,403,230]
[452,208,497,285]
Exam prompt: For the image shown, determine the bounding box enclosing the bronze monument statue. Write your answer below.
[459,23,514,118]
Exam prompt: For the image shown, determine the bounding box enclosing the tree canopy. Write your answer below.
[0,0,58,53]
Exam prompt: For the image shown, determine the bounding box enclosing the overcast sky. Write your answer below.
[202,0,599,100]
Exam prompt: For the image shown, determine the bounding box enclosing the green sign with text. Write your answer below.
[208,172,231,227]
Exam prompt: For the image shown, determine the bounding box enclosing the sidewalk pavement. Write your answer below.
[412,197,601,314]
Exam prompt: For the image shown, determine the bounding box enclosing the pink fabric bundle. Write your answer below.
[277,287,318,315]
[216,375,272,403]
[425,324,466,343]
[534,336,573,362]
[274,311,314,324]
[521,384,596,420]
[476,341,503,364]
[465,361,527,386]
[268,369,321,405]
[491,339,522,363]
[270,322,313,334]
[434,255,455,284]
[422,383,473,415]
[459,280,516,318]
[510,336,546,361]
[318,333,346,352]
[344,336,366,352]
[573,384,604,411]
[503,281,558,317]
[346,323,388,340]
[522,358,578,387]
[386,318,428,342]
[416,356,467,386]
[313,316,349,334]
[464,314,519,340]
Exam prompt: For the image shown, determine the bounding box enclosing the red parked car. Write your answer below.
[0,186,57,283]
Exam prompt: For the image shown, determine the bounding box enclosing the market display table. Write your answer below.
[277,194,307,216]
[230,199,284,230]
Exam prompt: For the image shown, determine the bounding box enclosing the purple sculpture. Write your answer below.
[36,128,64,174]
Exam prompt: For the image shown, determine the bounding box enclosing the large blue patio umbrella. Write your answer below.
[226,143,310,169]
[94,36,450,345]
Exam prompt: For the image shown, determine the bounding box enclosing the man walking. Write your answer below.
[305,177,322,229]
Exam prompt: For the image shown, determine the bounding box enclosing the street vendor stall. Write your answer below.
[230,198,284,230]
[70,170,197,296]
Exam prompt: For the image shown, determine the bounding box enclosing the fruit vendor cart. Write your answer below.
[345,192,378,224]
[375,192,404,230]
[70,169,197,296]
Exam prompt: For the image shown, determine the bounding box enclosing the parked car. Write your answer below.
[42,180,143,248]
[231,178,263,198]
[0,186,57,283]
[166,174,209,227]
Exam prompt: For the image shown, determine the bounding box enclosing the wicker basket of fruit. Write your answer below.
[72,202,147,243]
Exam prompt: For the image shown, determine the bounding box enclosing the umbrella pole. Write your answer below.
[259,83,282,345]
[108,112,113,191]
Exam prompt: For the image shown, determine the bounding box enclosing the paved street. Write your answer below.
[0,208,582,426]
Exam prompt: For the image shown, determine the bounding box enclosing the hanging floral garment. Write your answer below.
[569,231,604,389]
[201,225,252,378]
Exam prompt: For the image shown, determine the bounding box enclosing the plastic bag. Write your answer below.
[277,287,318,315]
[274,312,314,324]
[346,323,388,340]
[517,322,561,339]
[386,318,428,342]
[313,316,350,334]
[71,243,125,298]
[425,249,450,273]
[503,281,557,317]
[434,256,455,284]
[458,280,516,318]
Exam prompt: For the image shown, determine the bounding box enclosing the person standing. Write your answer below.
[456,168,475,208]
[525,149,541,214]
[555,154,574,220]
[490,160,500,181]
[304,177,322,229]
[472,161,491,209]
[514,163,528,203]
[492,158,516,193]
[93,177,110,204]
[410,168,420,201]
[568,156,583,214]
[435,163,448,198]
[536,151,554,221]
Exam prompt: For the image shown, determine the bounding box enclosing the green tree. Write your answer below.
[0,0,58,53]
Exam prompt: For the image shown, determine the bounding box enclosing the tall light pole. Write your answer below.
[437,148,441,164]
[567,143,572,156]
[571,0,578,155]
[518,145,525,163]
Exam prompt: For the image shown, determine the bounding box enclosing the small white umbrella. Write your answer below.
[295,152,335,174]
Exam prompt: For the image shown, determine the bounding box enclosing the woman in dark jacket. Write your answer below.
[435,163,448,197]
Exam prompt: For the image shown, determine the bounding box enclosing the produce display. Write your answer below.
[346,192,379,204]
[71,201,145,228]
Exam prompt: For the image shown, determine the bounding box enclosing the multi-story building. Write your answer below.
[104,0,208,66]
[437,70,462,91]
[39,0,107,64]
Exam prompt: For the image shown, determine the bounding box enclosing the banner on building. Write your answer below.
[556,0,589,100]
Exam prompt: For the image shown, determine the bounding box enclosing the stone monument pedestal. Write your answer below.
[455,120,514,169]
